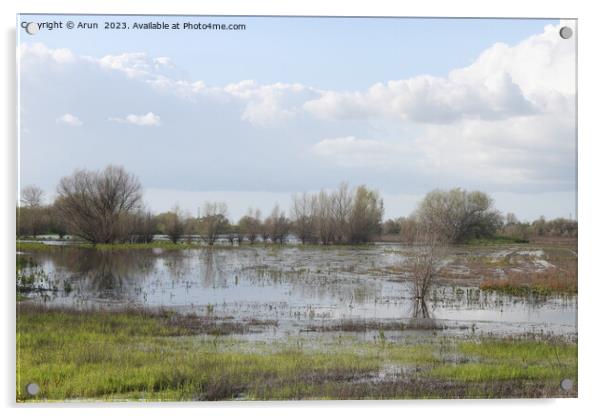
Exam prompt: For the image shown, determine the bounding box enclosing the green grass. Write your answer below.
[16,240,379,253]
[465,235,529,245]
[429,339,577,382]
[17,305,577,401]
[17,242,59,252]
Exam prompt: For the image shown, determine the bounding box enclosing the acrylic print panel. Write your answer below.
[16,15,577,401]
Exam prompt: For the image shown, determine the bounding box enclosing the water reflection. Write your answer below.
[412,297,430,319]
[21,245,577,337]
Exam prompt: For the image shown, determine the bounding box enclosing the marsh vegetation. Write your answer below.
[16,166,577,401]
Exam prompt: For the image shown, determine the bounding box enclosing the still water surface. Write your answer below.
[20,244,577,338]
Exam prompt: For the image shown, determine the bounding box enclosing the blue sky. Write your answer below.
[17,15,577,221]
[20,16,557,89]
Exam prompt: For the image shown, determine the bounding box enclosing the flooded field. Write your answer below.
[18,243,577,340]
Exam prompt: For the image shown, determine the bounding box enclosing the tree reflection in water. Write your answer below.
[41,248,157,300]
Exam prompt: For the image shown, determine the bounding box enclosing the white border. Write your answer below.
[2,1,600,415]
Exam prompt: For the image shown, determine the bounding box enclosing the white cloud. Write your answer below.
[303,21,575,124]
[224,80,318,127]
[109,112,161,127]
[97,52,155,78]
[19,21,574,130]
[18,42,75,65]
[56,113,82,126]
[18,21,576,201]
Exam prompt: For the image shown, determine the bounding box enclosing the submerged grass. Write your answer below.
[17,305,577,401]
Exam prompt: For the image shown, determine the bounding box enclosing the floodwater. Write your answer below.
[18,244,577,339]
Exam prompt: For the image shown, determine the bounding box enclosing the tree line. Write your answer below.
[17,165,577,245]
[17,166,384,245]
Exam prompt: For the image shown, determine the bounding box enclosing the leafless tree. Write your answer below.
[290,193,316,244]
[331,183,353,243]
[18,185,47,238]
[407,223,449,319]
[20,185,44,208]
[239,208,261,244]
[157,206,187,244]
[399,216,419,244]
[265,205,289,244]
[47,203,68,239]
[314,190,335,244]
[55,166,142,244]
[200,202,229,245]
[126,210,157,243]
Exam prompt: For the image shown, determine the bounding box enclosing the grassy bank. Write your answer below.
[17,305,577,401]
[16,240,379,252]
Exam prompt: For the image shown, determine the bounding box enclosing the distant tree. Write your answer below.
[20,185,44,208]
[331,183,353,243]
[265,205,289,244]
[47,203,68,239]
[157,206,186,244]
[55,166,142,244]
[505,212,519,226]
[290,193,316,244]
[314,190,335,244]
[199,202,229,245]
[239,208,262,244]
[225,224,238,245]
[415,188,502,243]
[349,185,384,243]
[19,185,46,238]
[232,224,245,244]
[399,216,419,244]
[126,210,157,243]
[382,218,402,235]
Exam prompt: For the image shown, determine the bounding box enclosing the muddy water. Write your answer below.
[19,244,577,338]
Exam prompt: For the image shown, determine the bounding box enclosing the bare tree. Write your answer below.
[47,203,68,239]
[200,202,229,245]
[55,166,142,244]
[265,205,289,244]
[18,185,46,238]
[20,185,44,208]
[399,216,419,244]
[314,190,334,244]
[239,208,261,244]
[126,209,157,243]
[157,206,187,244]
[290,193,315,244]
[331,183,353,243]
[407,222,449,319]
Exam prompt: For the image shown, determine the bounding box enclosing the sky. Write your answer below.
[17,15,577,221]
